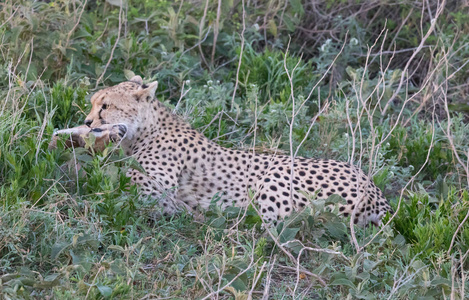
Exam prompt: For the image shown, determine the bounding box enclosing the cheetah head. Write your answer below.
[84,76,158,140]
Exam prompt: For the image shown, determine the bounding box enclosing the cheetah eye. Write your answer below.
[102,104,108,110]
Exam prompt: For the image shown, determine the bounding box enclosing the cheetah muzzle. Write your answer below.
[52,76,392,227]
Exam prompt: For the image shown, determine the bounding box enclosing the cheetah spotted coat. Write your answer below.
[74,76,392,226]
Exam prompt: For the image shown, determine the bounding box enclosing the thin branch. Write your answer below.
[95,0,124,88]
[381,0,447,116]
[231,0,246,110]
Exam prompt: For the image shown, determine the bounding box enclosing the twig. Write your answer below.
[66,0,88,47]
[230,0,246,110]
[262,255,276,300]
[95,0,124,88]
[197,0,210,67]
[381,0,447,116]
[210,0,222,66]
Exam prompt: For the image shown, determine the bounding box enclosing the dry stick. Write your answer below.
[443,82,469,255]
[245,191,327,286]
[386,255,427,300]
[0,4,19,29]
[278,0,289,28]
[359,25,387,108]
[278,265,327,289]
[227,91,260,233]
[360,104,437,252]
[401,35,468,127]
[1,61,13,114]
[283,38,304,205]
[247,258,267,299]
[230,0,246,110]
[419,0,426,37]
[200,111,222,134]
[280,61,339,267]
[85,265,105,300]
[23,37,35,85]
[247,241,267,300]
[351,62,435,249]
[347,28,388,252]
[35,110,48,164]
[95,0,124,88]
[173,81,192,113]
[368,37,392,176]
[460,249,466,299]
[197,0,210,67]
[178,25,212,65]
[214,249,228,299]
[282,240,349,262]
[262,255,276,300]
[65,0,88,48]
[359,27,389,119]
[201,232,216,295]
[289,242,348,294]
[3,36,30,114]
[299,33,348,110]
[270,36,345,286]
[381,0,447,116]
[451,259,457,300]
[210,0,222,66]
[351,28,392,252]
[284,34,346,201]
[29,177,64,211]
[293,100,330,158]
[355,38,453,190]
[353,46,433,57]
[386,7,414,53]
[200,253,258,299]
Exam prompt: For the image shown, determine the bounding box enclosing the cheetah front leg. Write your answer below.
[254,172,302,227]
[127,157,190,219]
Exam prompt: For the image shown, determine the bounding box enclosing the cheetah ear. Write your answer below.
[134,80,158,102]
[129,75,143,85]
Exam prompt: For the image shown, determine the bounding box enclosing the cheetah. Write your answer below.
[53,76,392,226]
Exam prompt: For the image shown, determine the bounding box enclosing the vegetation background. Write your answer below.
[1,0,469,298]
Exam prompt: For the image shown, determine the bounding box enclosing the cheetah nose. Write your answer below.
[85,119,93,127]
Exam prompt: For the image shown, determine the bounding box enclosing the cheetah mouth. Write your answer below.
[113,123,129,139]
[109,123,130,140]
[87,123,129,140]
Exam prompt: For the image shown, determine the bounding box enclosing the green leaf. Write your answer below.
[34,273,62,288]
[330,277,356,289]
[97,284,113,297]
[210,216,226,229]
[279,227,300,243]
[44,273,60,282]
[70,250,82,265]
[229,259,249,271]
[324,194,345,205]
[435,175,449,198]
[105,165,119,183]
[128,157,147,174]
[393,234,406,247]
[75,234,100,248]
[289,0,304,15]
[224,273,248,292]
[283,240,303,253]
[324,220,347,240]
[105,0,126,7]
[124,69,136,80]
[268,20,277,37]
[51,242,70,260]
[108,245,126,252]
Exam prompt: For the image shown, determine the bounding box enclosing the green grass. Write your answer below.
[1,0,469,299]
